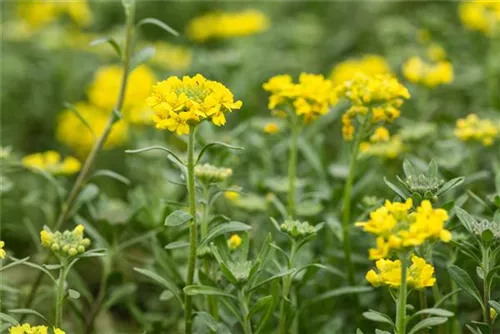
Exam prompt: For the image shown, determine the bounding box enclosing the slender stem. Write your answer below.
[279,240,297,334]
[201,184,217,319]
[482,246,492,329]
[185,128,198,334]
[287,122,299,219]
[85,255,112,333]
[21,2,136,317]
[55,264,67,328]
[487,24,500,110]
[396,254,409,334]
[239,289,252,334]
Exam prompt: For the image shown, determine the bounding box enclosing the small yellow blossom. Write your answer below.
[330,54,392,86]
[187,10,269,42]
[9,323,65,334]
[227,234,242,250]
[22,151,81,175]
[455,114,499,146]
[151,42,192,72]
[371,127,390,142]
[459,1,500,35]
[57,102,129,156]
[366,256,435,289]
[402,56,454,88]
[0,240,6,259]
[146,74,242,135]
[224,191,241,201]
[40,225,90,257]
[264,122,279,134]
[263,73,337,123]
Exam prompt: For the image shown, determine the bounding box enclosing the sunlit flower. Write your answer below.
[459,1,500,35]
[330,54,392,86]
[146,74,242,135]
[455,113,499,146]
[227,234,242,250]
[187,9,269,42]
[264,122,279,134]
[0,241,6,259]
[57,102,129,156]
[263,73,337,123]
[402,56,453,88]
[151,42,192,72]
[366,256,435,289]
[40,225,91,257]
[22,151,81,175]
[9,323,66,334]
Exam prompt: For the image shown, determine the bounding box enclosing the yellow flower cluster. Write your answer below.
[330,54,392,86]
[366,256,436,289]
[186,10,269,42]
[0,240,6,259]
[40,225,91,257]
[88,65,156,124]
[356,199,451,260]
[151,42,192,72]
[146,74,242,135]
[455,114,499,146]
[227,234,242,250]
[17,0,91,30]
[336,73,410,140]
[459,0,500,35]
[402,56,454,88]
[263,73,337,123]
[9,324,65,334]
[57,102,128,156]
[22,151,81,175]
[360,127,404,159]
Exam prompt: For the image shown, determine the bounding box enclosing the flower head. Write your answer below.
[264,122,280,134]
[9,323,65,334]
[22,151,81,175]
[40,225,91,257]
[459,1,500,35]
[195,164,232,183]
[187,10,269,42]
[402,56,454,88]
[263,73,337,123]
[330,54,392,86]
[366,256,435,289]
[455,114,499,146]
[227,234,242,250]
[280,219,317,239]
[146,74,242,135]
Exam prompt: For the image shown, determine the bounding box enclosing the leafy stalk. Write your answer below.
[396,253,409,334]
[287,121,300,219]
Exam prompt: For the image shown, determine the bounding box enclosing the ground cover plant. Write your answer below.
[1,1,500,333]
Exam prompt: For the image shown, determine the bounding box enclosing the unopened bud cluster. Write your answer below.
[405,174,444,194]
[472,220,500,240]
[195,164,232,183]
[280,219,316,239]
[40,224,91,257]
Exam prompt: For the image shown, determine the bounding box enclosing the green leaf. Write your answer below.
[375,330,391,334]
[69,184,100,217]
[11,257,57,283]
[362,310,394,326]
[466,324,483,334]
[8,308,49,324]
[63,102,96,138]
[0,312,19,326]
[102,283,137,311]
[403,159,417,179]
[489,300,500,315]
[248,295,273,319]
[428,159,438,178]
[130,46,155,70]
[164,210,192,227]
[455,207,476,233]
[196,142,244,164]
[90,169,131,186]
[183,285,236,299]
[409,308,454,322]
[199,222,251,248]
[133,268,183,305]
[0,256,29,273]
[137,18,179,36]
[89,37,122,58]
[384,177,410,199]
[436,177,464,196]
[448,265,484,308]
[125,145,184,165]
[300,286,373,311]
[293,263,344,279]
[248,269,295,292]
[68,289,81,300]
[408,317,448,334]
[298,137,324,177]
[164,241,189,250]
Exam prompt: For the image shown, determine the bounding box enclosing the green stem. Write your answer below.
[279,240,297,334]
[21,1,136,318]
[482,246,492,330]
[201,185,217,319]
[487,24,500,110]
[396,254,409,334]
[185,127,198,334]
[287,122,299,219]
[239,289,252,334]
[84,255,112,333]
[55,264,67,328]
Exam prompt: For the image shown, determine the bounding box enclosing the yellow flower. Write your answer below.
[264,122,279,134]
[366,256,435,289]
[16,1,91,31]
[371,127,390,142]
[407,256,436,289]
[151,42,192,72]
[402,56,454,88]
[146,74,242,135]
[22,151,81,175]
[187,10,269,42]
[9,324,65,334]
[40,226,90,257]
[57,102,129,156]
[263,73,337,123]
[224,191,241,201]
[459,1,500,35]
[330,54,392,86]
[227,234,242,250]
[0,240,6,259]
[335,73,410,140]
[87,65,156,124]
[455,113,499,146]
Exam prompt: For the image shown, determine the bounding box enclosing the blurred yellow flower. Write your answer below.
[146,74,242,135]
[22,151,81,175]
[0,241,6,259]
[187,9,269,42]
[264,122,279,134]
[459,0,500,35]
[330,54,392,86]
[336,73,410,140]
[57,102,129,156]
[360,135,404,159]
[402,56,454,88]
[9,323,65,334]
[263,73,337,123]
[455,113,499,146]
[366,256,435,289]
[151,42,192,72]
[224,191,241,201]
[227,234,242,250]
